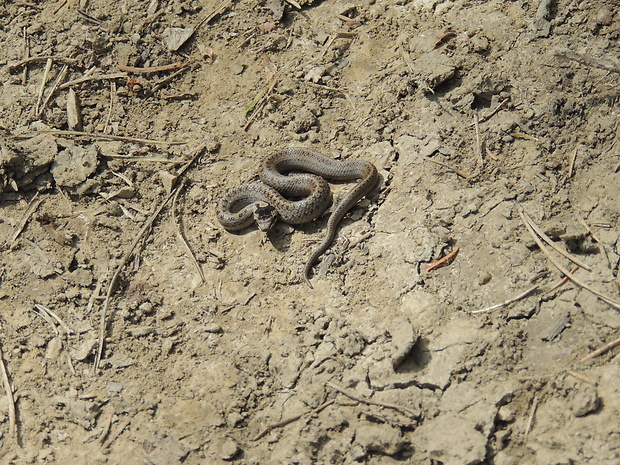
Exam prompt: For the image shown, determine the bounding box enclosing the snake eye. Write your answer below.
[254,204,278,231]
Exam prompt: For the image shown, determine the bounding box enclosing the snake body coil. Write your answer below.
[216,147,378,287]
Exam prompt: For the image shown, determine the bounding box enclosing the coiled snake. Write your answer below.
[216,147,378,287]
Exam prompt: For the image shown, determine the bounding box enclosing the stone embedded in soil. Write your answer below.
[439,380,518,437]
[220,437,241,461]
[50,143,98,187]
[411,50,457,91]
[570,387,600,417]
[387,316,419,369]
[25,244,55,278]
[288,106,318,133]
[414,319,479,390]
[70,335,97,361]
[351,423,407,459]
[497,405,515,422]
[412,414,487,465]
[142,436,190,465]
[8,134,57,190]
[44,337,62,360]
[53,397,100,430]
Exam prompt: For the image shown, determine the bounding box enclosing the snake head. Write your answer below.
[253,202,279,232]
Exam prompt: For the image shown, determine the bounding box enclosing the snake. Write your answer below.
[216,147,378,287]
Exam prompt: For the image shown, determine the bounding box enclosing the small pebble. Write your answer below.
[497,405,514,422]
[478,271,492,285]
[106,383,124,393]
[204,323,223,333]
[45,337,62,360]
[571,387,600,417]
[220,437,240,461]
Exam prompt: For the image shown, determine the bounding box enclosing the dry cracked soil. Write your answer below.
[0,0,619,464]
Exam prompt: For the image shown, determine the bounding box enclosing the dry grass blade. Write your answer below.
[474,112,483,168]
[518,206,591,271]
[94,186,180,371]
[243,75,278,131]
[34,303,74,334]
[94,145,207,371]
[9,193,42,245]
[568,146,578,178]
[567,370,597,386]
[38,63,69,117]
[32,306,60,335]
[35,58,52,114]
[171,181,205,283]
[516,205,620,311]
[577,217,611,269]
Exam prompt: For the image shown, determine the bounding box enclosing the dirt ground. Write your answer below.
[0,0,619,463]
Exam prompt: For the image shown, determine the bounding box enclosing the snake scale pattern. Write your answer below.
[216,147,378,287]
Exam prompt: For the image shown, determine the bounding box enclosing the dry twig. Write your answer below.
[102,155,188,164]
[101,418,130,449]
[468,97,510,129]
[546,265,580,294]
[426,247,459,272]
[11,130,187,146]
[118,61,188,74]
[555,48,620,74]
[567,370,597,386]
[98,411,114,444]
[524,396,539,437]
[252,400,334,441]
[581,335,620,362]
[420,156,469,179]
[7,55,80,72]
[471,285,540,314]
[0,345,17,438]
[150,62,195,94]
[58,73,126,90]
[326,382,418,418]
